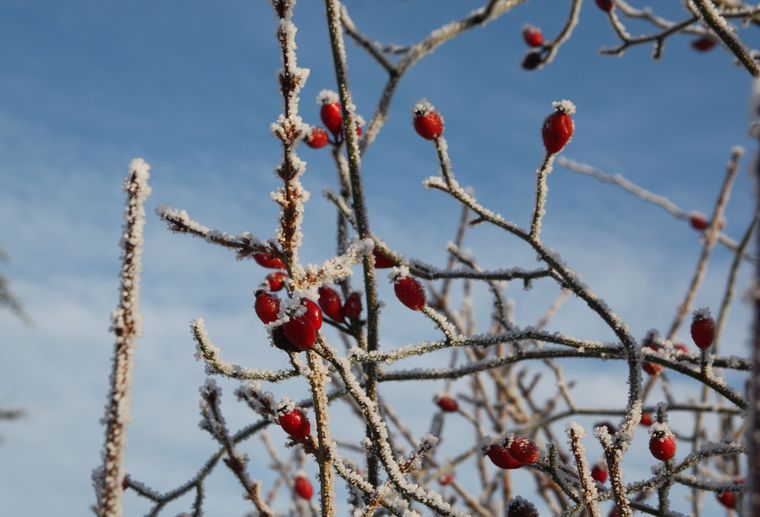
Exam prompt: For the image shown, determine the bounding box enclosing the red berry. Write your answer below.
[301,299,323,331]
[320,102,343,135]
[522,26,544,48]
[305,126,329,149]
[649,431,676,461]
[608,509,619,517]
[689,212,709,231]
[283,315,317,350]
[318,287,344,322]
[272,326,298,352]
[344,292,363,320]
[674,342,688,354]
[436,395,459,413]
[254,252,286,269]
[591,463,608,483]
[413,102,444,140]
[640,412,653,426]
[508,436,540,465]
[487,444,523,469]
[716,490,736,509]
[507,497,538,517]
[373,249,396,268]
[255,292,281,324]
[294,475,314,500]
[438,472,454,486]
[266,272,288,292]
[542,102,575,154]
[690,313,715,350]
[279,408,310,438]
[642,343,663,376]
[394,276,426,311]
[692,36,717,52]
[522,52,543,71]
[595,0,614,12]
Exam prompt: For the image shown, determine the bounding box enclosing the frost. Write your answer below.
[552,99,577,114]
[317,89,339,105]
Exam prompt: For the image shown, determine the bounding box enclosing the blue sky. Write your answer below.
[1,1,758,515]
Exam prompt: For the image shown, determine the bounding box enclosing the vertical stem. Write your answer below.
[530,154,555,242]
[306,351,336,516]
[746,92,760,517]
[323,0,381,486]
[97,159,151,517]
[567,423,601,517]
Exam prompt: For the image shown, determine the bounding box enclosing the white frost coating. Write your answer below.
[567,421,586,439]
[317,89,339,105]
[412,98,439,117]
[98,158,152,517]
[552,99,577,114]
[388,265,411,282]
[693,306,712,320]
[298,238,374,289]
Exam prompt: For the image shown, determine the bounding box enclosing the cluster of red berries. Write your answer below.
[317,286,362,324]
[486,435,540,470]
[255,291,323,351]
[303,90,363,149]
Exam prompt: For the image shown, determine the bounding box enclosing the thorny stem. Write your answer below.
[747,87,760,517]
[567,424,601,517]
[96,159,151,517]
[323,0,382,487]
[665,147,743,341]
[691,0,760,77]
[304,351,335,516]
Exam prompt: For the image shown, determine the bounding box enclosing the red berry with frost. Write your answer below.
[640,412,653,427]
[283,315,317,350]
[487,444,523,469]
[254,252,286,269]
[716,490,736,509]
[689,212,709,231]
[294,475,314,500]
[508,436,540,465]
[591,463,608,483]
[691,312,715,350]
[272,326,298,353]
[649,431,676,461]
[305,126,329,149]
[255,291,280,324]
[596,0,614,12]
[436,395,459,413]
[318,287,344,323]
[344,292,363,320]
[413,101,444,140]
[439,472,454,486]
[394,276,426,311]
[279,408,310,438]
[373,249,396,268]
[542,102,575,154]
[507,496,538,517]
[320,102,343,135]
[301,299,323,331]
[266,272,287,292]
[692,36,717,52]
[523,26,544,48]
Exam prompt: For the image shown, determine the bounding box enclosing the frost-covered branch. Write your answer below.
[95,158,151,517]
